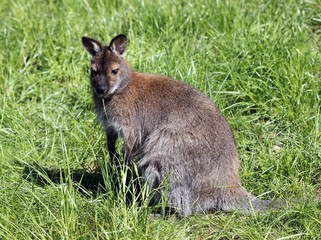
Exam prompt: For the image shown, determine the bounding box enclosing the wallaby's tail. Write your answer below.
[214,187,286,213]
[234,195,285,213]
[247,194,321,213]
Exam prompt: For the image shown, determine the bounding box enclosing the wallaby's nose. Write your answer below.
[96,87,108,95]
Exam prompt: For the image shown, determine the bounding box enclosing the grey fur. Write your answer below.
[82,34,279,216]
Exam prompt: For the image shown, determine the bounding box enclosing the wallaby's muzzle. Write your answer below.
[95,87,108,95]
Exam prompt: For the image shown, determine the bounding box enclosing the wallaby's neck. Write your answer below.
[122,70,145,87]
[118,66,133,92]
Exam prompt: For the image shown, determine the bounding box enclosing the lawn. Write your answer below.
[1,0,321,239]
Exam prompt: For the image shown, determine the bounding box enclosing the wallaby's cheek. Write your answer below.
[107,76,121,95]
[109,76,117,85]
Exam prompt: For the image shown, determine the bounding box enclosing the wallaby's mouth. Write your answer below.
[97,93,109,99]
[96,88,108,95]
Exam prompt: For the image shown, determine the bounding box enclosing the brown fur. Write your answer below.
[82,34,279,216]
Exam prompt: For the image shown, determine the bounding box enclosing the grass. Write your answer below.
[1,0,321,239]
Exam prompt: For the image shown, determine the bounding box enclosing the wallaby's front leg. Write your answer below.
[123,128,137,165]
[106,127,119,162]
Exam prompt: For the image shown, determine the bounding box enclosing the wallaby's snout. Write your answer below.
[91,74,108,97]
[95,87,108,95]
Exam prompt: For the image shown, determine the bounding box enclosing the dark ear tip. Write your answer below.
[117,34,128,41]
[81,36,88,43]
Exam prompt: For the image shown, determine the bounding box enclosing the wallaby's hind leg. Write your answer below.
[138,158,198,216]
[167,186,196,216]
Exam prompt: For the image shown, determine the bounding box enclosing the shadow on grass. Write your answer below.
[21,162,173,216]
[22,162,107,193]
[21,161,157,209]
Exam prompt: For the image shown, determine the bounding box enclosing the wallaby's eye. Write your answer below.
[111,68,119,75]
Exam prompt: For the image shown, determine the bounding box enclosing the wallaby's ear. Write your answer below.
[109,34,128,55]
[82,37,102,56]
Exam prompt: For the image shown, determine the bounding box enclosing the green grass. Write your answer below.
[1,0,321,239]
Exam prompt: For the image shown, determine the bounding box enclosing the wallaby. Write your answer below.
[82,34,280,216]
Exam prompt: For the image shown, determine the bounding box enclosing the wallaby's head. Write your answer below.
[82,34,130,98]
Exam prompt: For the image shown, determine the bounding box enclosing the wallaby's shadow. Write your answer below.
[22,163,107,193]
[22,162,173,216]
[21,160,144,199]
